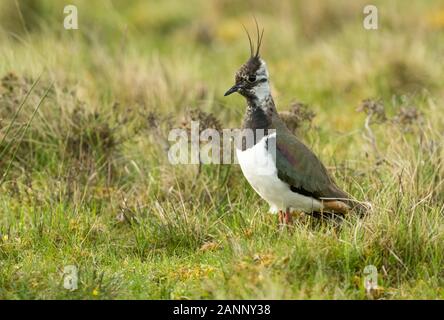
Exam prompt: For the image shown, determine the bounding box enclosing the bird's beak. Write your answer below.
[224,84,241,96]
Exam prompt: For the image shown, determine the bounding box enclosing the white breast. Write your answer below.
[236,133,322,214]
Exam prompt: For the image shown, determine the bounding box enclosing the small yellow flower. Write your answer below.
[92,288,100,296]
[199,241,220,252]
[2,234,8,241]
[243,228,253,238]
[427,10,444,29]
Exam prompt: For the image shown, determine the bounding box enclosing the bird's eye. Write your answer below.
[247,75,256,83]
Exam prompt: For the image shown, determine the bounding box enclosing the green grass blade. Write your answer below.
[0,81,53,186]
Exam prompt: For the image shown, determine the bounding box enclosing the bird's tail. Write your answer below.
[319,197,372,217]
[346,199,372,216]
[324,184,372,216]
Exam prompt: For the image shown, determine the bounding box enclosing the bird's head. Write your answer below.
[224,23,270,103]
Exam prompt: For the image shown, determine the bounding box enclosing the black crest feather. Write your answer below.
[242,23,254,58]
[253,17,264,58]
[242,19,264,58]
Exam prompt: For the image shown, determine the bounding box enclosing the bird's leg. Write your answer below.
[284,208,293,225]
[278,210,284,227]
[278,209,293,231]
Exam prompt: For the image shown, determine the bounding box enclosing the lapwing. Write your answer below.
[224,25,367,225]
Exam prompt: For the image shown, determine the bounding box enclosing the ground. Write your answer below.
[0,0,443,299]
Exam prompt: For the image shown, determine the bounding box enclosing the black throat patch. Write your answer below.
[240,100,274,150]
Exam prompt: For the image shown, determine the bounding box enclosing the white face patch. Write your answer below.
[256,59,269,78]
[252,80,271,103]
[251,59,270,103]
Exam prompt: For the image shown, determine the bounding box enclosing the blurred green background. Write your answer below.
[2,0,444,124]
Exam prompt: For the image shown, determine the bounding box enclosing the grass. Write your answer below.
[0,0,443,299]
